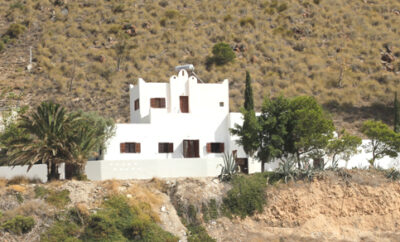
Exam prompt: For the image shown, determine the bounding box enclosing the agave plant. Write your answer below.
[276,155,297,184]
[218,152,238,181]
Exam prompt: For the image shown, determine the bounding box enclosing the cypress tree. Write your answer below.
[244,71,254,111]
[395,92,400,133]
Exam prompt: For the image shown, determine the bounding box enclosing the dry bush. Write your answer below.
[6,176,30,185]
[101,179,121,195]
[149,177,168,193]
[2,200,53,220]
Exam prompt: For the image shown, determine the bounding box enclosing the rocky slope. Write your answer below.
[1,0,400,131]
[1,170,400,241]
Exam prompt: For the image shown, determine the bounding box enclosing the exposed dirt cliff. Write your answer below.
[1,170,400,241]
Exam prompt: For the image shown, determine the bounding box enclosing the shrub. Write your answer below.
[2,215,35,235]
[82,213,125,241]
[82,195,178,241]
[4,23,26,39]
[45,189,71,208]
[386,168,400,181]
[112,4,124,13]
[41,220,81,242]
[0,41,4,52]
[239,17,255,27]
[34,186,49,198]
[187,224,215,242]
[222,174,267,218]
[277,3,288,12]
[211,42,235,66]
[34,186,71,208]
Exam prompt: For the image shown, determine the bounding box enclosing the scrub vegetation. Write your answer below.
[0,0,400,131]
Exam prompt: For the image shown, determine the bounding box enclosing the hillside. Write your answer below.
[1,0,400,130]
[1,170,400,241]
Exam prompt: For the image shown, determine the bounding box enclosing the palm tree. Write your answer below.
[4,102,78,181]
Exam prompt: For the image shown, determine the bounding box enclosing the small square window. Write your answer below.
[219,102,224,107]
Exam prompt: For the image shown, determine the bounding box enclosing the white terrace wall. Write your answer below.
[84,158,225,181]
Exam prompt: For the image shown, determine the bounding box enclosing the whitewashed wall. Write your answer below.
[0,163,65,183]
[85,158,225,181]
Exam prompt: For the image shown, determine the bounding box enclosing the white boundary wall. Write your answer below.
[0,164,65,183]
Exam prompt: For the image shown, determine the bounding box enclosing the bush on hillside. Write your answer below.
[41,220,81,242]
[4,23,26,39]
[42,195,178,241]
[1,215,35,235]
[34,186,71,208]
[222,174,272,218]
[0,41,4,52]
[211,42,235,66]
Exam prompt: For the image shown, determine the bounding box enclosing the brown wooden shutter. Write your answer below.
[194,140,199,157]
[220,143,225,153]
[150,98,155,108]
[168,143,173,153]
[158,143,162,153]
[206,143,211,153]
[135,143,141,153]
[120,143,126,153]
[161,98,166,108]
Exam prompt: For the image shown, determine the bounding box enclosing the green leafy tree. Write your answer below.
[394,92,400,133]
[286,96,335,168]
[65,111,115,179]
[257,96,290,172]
[326,130,362,169]
[244,71,254,111]
[211,42,235,65]
[231,109,259,157]
[360,120,400,167]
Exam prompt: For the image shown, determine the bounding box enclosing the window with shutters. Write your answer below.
[158,142,173,153]
[150,98,166,108]
[206,142,224,153]
[134,99,140,110]
[120,142,141,153]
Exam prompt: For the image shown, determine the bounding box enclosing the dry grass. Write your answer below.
[1,0,400,131]
[0,178,7,188]
[101,179,122,195]
[7,184,26,193]
[99,179,163,222]
[149,177,168,193]
[2,200,52,220]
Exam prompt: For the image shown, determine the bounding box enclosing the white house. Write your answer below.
[99,68,262,179]
[3,68,399,182]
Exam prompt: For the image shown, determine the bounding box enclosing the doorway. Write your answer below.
[236,158,249,174]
